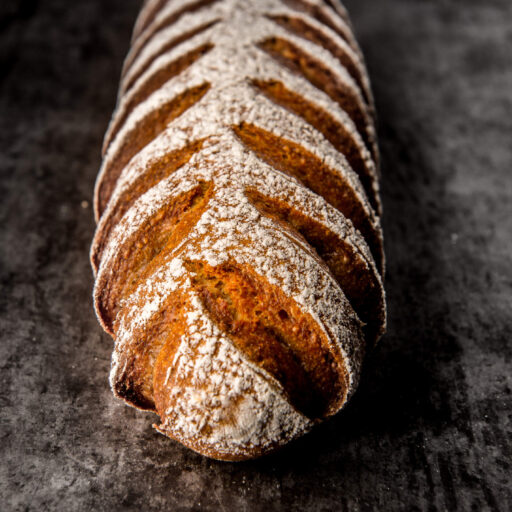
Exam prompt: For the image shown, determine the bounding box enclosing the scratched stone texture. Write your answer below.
[0,0,511,511]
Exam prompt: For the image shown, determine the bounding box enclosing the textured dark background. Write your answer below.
[1,0,511,510]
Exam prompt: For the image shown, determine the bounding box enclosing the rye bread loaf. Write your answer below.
[91,0,386,461]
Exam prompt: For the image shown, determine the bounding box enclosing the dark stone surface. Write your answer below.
[1,0,511,510]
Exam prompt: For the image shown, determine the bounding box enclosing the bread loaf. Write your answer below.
[91,0,386,461]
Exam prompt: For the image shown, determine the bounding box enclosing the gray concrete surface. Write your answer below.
[1,0,511,510]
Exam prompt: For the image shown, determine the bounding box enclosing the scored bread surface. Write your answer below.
[92,0,386,461]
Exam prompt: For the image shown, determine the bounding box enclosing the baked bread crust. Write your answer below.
[91,0,386,461]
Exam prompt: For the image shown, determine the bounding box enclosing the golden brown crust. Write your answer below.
[185,260,348,419]
[268,15,372,106]
[282,0,359,54]
[246,190,385,345]
[252,78,380,213]
[102,43,213,157]
[258,37,377,161]
[97,85,210,217]
[95,182,213,333]
[232,122,383,271]
[112,288,189,410]
[93,0,385,461]
[91,139,206,272]
[123,21,220,96]
[127,0,221,73]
